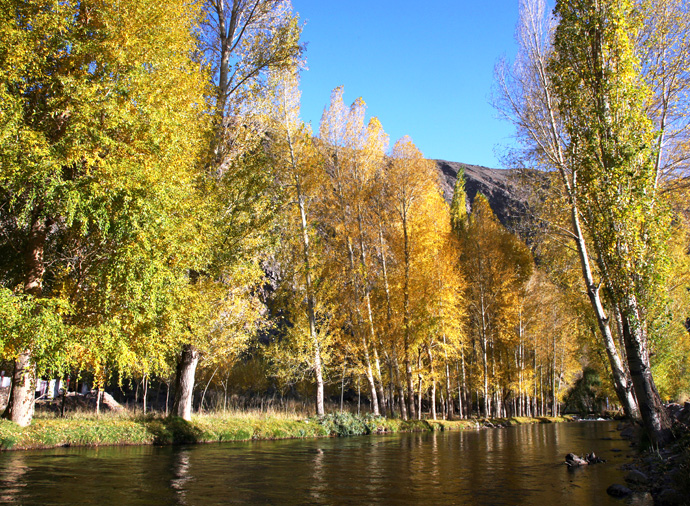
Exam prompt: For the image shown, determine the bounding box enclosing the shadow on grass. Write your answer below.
[146,417,204,445]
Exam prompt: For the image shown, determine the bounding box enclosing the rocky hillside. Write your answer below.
[434,159,526,228]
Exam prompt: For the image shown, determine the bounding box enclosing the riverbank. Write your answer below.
[612,421,690,504]
[0,412,574,451]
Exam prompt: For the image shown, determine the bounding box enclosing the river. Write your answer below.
[0,421,648,505]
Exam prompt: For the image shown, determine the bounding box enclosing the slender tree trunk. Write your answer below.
[96,388,102,416]
[144,374,151,415]
[416,352,423,420]
[314,339,325,417]
[456,363,463,419]
[371,344,387,417]
[427,346,437,420]
[442,339,453,418]
[378,225,403,419]
[356,212,385,416]
[402,212,416,419]
[552,327,557,417]
[171,344,200,421]
[340,365,345,413]
[288,129,325,416]
[461,349,468,418]
[200,367,218,414]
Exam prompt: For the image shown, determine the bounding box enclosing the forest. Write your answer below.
[0,0,689,451]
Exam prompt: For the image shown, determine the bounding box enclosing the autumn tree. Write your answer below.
[457,195,533,417]
[266,68,331,415]
[385,137,443,418]
[168,0,302,420]
[0,0,208,425]
[550,0,673,444]
[493,0,642,422]
[318,87,389,416]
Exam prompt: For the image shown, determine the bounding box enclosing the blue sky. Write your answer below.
[291,1,521,169]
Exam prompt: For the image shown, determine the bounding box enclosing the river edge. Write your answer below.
[0,413,575,452]
[612,420,690,505]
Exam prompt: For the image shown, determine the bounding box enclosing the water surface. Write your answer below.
[0,421,641,505]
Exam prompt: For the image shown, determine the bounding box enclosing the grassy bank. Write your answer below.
[0,412,575,451]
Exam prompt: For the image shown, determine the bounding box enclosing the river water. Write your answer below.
[0,421,647,505]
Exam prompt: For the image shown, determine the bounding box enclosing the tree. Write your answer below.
[267,68,330,415]
[168,0,302,421]
[457,195,533,417]
[493,0,640,421]
[200,0,302,171]
[0,0,208,425]
[318,87,389,416]
[386,136,441,418]
[550,0,672,444]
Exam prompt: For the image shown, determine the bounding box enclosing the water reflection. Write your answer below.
[0,452,27,503]
[0,422,635,506]
[170,449,191,505]
[309,446,325,503]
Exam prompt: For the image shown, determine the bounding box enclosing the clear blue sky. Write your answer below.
[291,1,520,169]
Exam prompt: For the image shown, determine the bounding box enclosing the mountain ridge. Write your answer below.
[433,159,524,227]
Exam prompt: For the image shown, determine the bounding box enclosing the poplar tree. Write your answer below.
[494,0,640,421]
[550,0,672,444]
[386,136,440,418]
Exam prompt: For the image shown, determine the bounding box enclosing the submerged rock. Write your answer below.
[606,484,632,497]
[624,469,649,486]
[656,488,685,506]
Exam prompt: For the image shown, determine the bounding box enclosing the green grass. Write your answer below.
[0,412,574,451]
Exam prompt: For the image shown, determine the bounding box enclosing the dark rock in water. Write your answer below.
[565,452,606,467]
[606,484,632,497]
[656,488,685,505]
[624,469,649,485]
[565,453,588,467]
[620,424,641,440]
[586,452,606,464]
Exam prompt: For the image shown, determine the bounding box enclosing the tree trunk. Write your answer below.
[620,303,672,446]
[569,195,640,420]
[314,339,325,416]
[362,342,380,415]
[171,344,200,421]
[340,365,345,413]
[3,214,49,426]
[96,388,100,416]
[143,374,148,415]
[416,352,423,420]
[3,351,36,427]
[427,346,437,420]
[292,148,325,417]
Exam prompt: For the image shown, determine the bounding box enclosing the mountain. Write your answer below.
[434,159,526,228]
